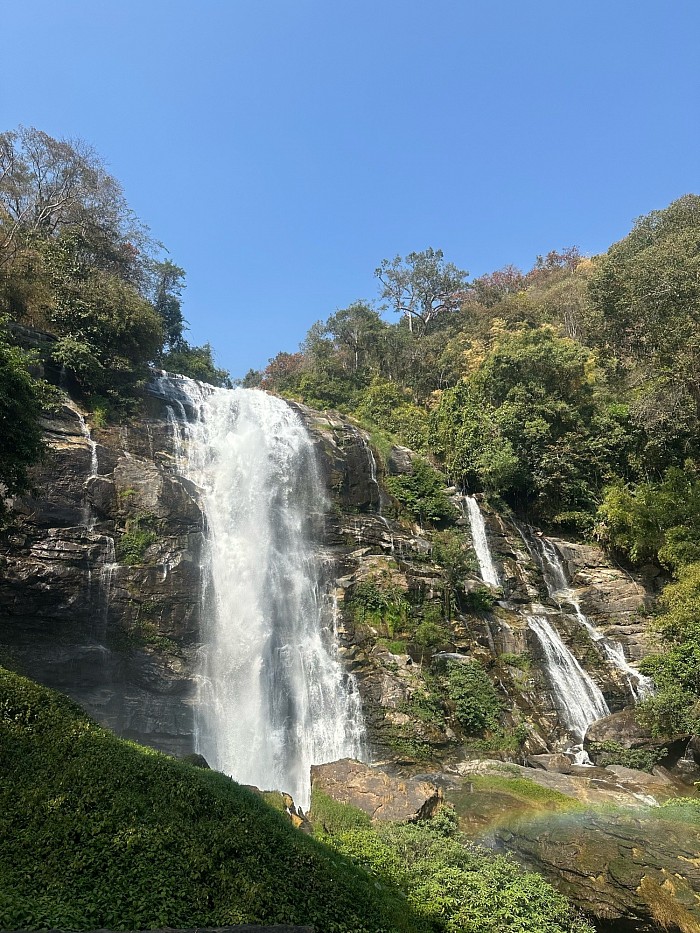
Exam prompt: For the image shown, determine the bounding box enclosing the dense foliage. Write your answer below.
[0,318,59,511]
[310,790,593,933]
[0,667,422,932]
[253,196,700,737]
[0,126,229,409]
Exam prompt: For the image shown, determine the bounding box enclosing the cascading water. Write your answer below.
[524,531,652,701]
[463,495,500,587]
[527,615,609,743]
[154,373,365,810]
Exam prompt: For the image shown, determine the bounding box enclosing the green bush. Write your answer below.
[311,796,593,933]
[0,667,419,932]
[116,514,157,565]
[384,458,456,527]
[349,579,410,637]
[588,740,666,773]
[462,586,498,612]
[442,659,503,735]
[414,619,450,649]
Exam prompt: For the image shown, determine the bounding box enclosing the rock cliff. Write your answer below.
[0,385,659,766]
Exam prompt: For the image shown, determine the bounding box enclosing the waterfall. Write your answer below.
[154,373,365,810]
[463,495,500,586]
[524,530,652,701]
[75,406,117,648]
[527,615,609,743]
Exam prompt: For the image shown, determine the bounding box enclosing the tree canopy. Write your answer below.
[0,126,229,406]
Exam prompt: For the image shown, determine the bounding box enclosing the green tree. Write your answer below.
[161,342,231,388]
[375,248,469,336]
[0,126,146,276]
[150,259,186,349]
[0,318,57,512]
[589,195,700,414]
[637,561,700,736]
[432,328,632,526]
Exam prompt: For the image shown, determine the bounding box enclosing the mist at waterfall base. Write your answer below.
[154,374,365,811]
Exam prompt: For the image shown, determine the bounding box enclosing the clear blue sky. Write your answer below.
[3,1,699,379]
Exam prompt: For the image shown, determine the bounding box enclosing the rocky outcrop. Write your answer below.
[496,809,700,932]
[0,399,204,756]
[0,385,660,769]
[310,758,443,822]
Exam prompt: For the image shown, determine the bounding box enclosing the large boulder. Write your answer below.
[584,709,667,750]
[496,807,700,932]
[310,758,442,822]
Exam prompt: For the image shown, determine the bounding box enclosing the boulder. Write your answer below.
[386,445,414,475]
[496,808,700,931]
[310,758,442,822]
[584,708,660,750]
[526,754,572,773]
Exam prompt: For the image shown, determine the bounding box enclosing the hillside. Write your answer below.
[0,666,595,933]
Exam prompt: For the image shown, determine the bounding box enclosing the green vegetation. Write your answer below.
[310,790,593,933]
[384,457,456,526]
[635,561,700,736]
[0,666,423,932]
[0,126,229,416]
[0,317,59,516]
[116,514,157,565]
[442,659,503,735]
[588,740,666,772]
[349,578,410,636]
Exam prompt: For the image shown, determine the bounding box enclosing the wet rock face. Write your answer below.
[0,400,204,757]
[0,391,659,770]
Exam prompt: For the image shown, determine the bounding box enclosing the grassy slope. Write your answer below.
[0,667,421,932]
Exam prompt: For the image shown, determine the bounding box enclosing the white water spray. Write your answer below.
[463,495,500,587]
[527,614,609,743]
[155,374,365,810]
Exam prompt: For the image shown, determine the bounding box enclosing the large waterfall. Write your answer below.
[154,374,365,810]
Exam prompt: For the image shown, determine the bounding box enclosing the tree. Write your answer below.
[589,195,700,413]
[161,342,231,388]
[150,259,186,349]
[0,318,57,513]
[375,248,468,335]
[323,301,387,372]
[0,126,146,277]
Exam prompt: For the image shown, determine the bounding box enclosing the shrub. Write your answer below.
[442,659,503,735]
[311,797,594,933]
[588,740,666,773]
[116,514,157,565]
[384,458,456,527]
[0,667,419,933]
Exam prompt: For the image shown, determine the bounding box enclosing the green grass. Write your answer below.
[0,667,420,932]
[467,775,585,809]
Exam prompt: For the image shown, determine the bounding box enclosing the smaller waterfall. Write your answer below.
[76,410,99,530]
[526,532,652,700]
[528,615,609,743]
[74,405,118,650]
[463,496,500,586]
[361,436,381,512]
